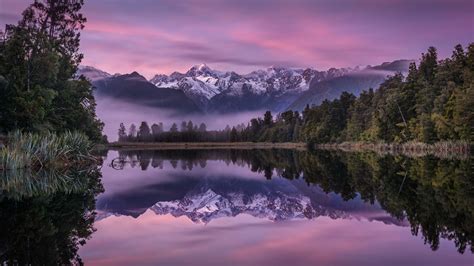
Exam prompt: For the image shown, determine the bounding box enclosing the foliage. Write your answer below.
[0,0,104,142]
[254,44,473,144]
[299,44,474,144]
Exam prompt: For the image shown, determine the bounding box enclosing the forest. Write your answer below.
[120,44,473,145]
[301,45,474,144]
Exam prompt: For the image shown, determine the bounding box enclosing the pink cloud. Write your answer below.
[1,0,472,78]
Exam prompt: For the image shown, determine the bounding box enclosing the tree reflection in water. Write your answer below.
[113,149,473,254]
[0,165,103,265]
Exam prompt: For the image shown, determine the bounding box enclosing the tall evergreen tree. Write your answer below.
[128,124,137,139]
[118,123,127,141]
[198,123,207,132]
[138,121,151,141]
[180,121,187,132]
[186,120,194,132]
[170,123,178,133]
[0,0,104,141]
[230,127,238,142]
[263,111,273,126]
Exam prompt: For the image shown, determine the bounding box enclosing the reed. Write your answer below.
[0,168,93,200]
[0,131,95,171]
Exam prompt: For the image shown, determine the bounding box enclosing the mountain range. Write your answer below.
[78,60,413,114]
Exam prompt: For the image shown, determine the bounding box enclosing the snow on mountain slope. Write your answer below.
[150,64,352,111]
[150,188,345,224]
[77,66,111,82]
[151,64,226,99]
[81,60,411,113]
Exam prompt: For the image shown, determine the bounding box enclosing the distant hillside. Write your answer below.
[93,72,201,114]
[288,60,413,110]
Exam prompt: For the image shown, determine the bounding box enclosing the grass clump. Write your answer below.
[0,131,95,171]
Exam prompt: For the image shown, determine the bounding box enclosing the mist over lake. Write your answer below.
[96,97,264,141]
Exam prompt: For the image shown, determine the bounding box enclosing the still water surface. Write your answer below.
[1,149,472,265]
[82,149,473,265]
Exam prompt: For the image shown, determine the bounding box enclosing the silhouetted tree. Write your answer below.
[199,123,207,132]
[181,121,187,132]
[118,123,127,141]
[187,120,194,132]
[170,123,178,132]
[128,124,137,140]
[264,111,273,126]
[230,127,238,142]
[138,121,151,141]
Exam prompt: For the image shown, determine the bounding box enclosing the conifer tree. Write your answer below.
[118,123,127,141]
[0,0,104,141]
[138,121,151,141]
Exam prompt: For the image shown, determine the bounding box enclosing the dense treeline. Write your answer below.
[302,44,474,144]
[0,0,104,142]
[113,149,473,253]
[118,111,301,143]
[117,44,473,145]
[117,121,248,142]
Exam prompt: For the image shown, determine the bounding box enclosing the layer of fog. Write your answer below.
[96,97,265,141]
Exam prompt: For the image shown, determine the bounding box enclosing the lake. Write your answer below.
[1,149,473,265]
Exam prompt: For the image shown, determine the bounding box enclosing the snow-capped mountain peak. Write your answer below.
[197,63,210,72]
[147,64,359,112]
[76,65,111,82]
[150,188,338,224]
[186,63,223,78]
[151,65,341,102]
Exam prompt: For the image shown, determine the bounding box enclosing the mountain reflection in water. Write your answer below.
[81,149,472,266]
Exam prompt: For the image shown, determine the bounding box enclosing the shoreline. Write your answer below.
[105,142,307,150]
[103,141,472,158]
[315,141,472,158]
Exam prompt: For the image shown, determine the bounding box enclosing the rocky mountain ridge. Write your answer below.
[80,60,413,113]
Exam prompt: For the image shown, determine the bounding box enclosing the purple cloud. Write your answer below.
[1,0,472,78]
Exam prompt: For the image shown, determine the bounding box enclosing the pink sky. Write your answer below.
[1,0,473,78]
